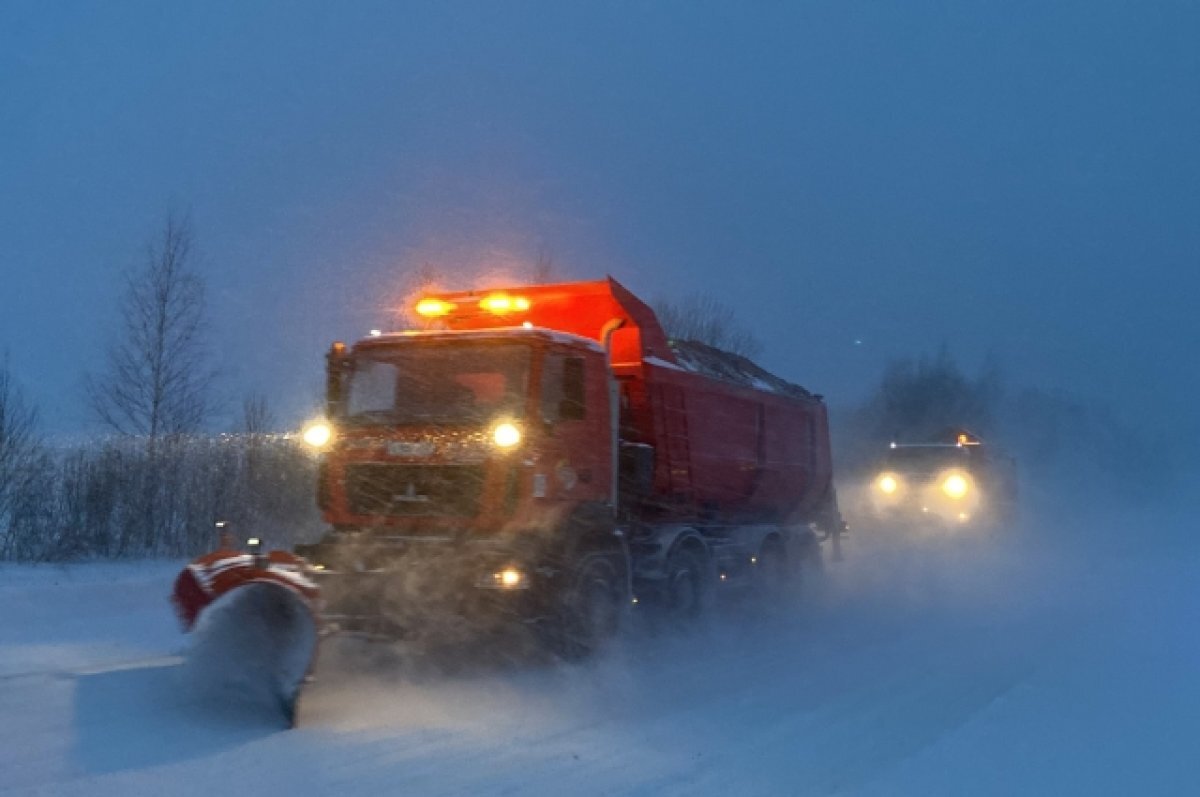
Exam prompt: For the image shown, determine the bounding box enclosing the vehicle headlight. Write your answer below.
[876,472,901,495]
[302,420,334,449]
[492,422,522,448]
[942,472,970,499]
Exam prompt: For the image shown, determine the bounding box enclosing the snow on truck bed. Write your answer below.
[2,490,1199,796]
[667,339,816,400]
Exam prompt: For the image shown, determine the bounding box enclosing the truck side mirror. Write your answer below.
[326,344,351,416]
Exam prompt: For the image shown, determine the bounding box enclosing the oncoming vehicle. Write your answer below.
[867,431,1017,528]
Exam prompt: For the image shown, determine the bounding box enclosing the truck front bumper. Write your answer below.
[295,533,561,641]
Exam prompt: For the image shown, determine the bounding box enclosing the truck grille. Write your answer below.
[344,463,485,517]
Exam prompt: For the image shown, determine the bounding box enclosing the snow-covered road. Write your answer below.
[3,493,1198,796]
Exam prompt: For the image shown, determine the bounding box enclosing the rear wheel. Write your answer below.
[663,545,712,623]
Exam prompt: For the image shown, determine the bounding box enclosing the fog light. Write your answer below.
[479,566,529,590]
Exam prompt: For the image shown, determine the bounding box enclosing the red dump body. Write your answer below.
[417,278,835,526]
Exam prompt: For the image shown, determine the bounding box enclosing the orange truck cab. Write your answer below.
[296,278,842,654]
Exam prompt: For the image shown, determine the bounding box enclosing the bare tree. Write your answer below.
[241,393,275,436]
[855,348,999,446]
[653,293,763,359]
[88,212,214,439]
[0,358,51,559]
[0,358,39,463]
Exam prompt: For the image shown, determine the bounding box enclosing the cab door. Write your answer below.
[536,346,612,505]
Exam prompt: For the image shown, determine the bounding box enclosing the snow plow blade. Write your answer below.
[172,549,320,728]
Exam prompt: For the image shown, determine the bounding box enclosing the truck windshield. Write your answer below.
[884,446,971,472]
[344,343,530,425]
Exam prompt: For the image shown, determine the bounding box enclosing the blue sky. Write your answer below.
[2,1,1197,437]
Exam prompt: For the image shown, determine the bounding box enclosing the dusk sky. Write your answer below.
[3,1,1197,438]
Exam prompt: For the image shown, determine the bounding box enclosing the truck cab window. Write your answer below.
[541,354,586,423]
[345,343,530,424]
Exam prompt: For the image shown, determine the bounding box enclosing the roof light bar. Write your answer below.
[479,294,531,314]
[415,298,455,317]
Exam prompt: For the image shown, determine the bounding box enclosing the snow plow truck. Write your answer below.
[292,277,843,656]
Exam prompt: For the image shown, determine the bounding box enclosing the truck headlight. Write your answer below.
[492,422,522,448]
[302,420,334,449]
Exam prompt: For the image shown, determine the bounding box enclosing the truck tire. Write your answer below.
[663,545,713,623]
[555,552,625,660]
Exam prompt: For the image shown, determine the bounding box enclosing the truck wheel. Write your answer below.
[557,552,625,660]
[664,546,712,623]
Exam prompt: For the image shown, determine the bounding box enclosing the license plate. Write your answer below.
[387,441,435,457]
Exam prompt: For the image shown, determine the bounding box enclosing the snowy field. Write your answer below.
[2,488,1198,796]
